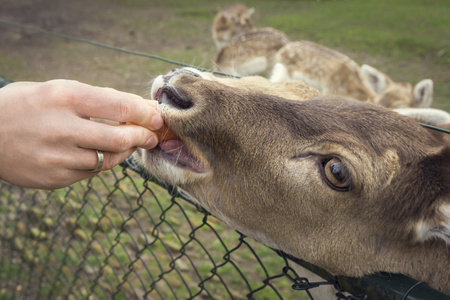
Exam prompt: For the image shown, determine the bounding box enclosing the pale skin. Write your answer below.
[0,79,163,189]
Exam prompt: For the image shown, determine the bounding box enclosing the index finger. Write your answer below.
[69,82,162,130]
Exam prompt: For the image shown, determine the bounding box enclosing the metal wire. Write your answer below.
[0,19,239,79]
[418,122,450,134]
[2,19,450,136]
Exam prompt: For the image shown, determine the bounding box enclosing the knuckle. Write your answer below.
[102,152,131,170]
[42,174,64,189]
[36,152,63,169]
[114,131,134,151]
[40,80,79,106]
[34,153,72,189]
[37,167,68,189]
[117,98,130,122]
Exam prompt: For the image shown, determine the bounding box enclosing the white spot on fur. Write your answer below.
[150,75,164,100]
[270,63,289,82]
[415,204,450,245]
[224,57,268,76]
[291,71,324,92]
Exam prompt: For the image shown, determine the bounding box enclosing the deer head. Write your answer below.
[134,68,450,294]
[212,4,255,50]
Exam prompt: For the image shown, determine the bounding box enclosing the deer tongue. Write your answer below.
[159,140,207,173]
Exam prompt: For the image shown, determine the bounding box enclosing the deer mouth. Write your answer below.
[149,84,208,174]
[152,140,208,173]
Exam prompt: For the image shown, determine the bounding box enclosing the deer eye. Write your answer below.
[322,158,352,191]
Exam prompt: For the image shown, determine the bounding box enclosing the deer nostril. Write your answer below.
[159,88,193,110]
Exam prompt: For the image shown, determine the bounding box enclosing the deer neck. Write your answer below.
[284,225,449,294]
[378,240,449,293]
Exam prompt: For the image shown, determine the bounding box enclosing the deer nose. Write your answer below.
[158,69,202,110]
[159,86,193,110]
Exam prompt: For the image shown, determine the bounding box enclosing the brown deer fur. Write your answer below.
[134,68,450,295]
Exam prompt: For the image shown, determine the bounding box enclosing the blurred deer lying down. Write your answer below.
[213,28,290,77]
[134,68,450,296]
[270,41,434,108]
[212,4,255,50]
[211,4,289,77]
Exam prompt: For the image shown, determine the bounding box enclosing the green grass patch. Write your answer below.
[263,0,449,59]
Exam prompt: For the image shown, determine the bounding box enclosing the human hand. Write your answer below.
[0,79,163,189]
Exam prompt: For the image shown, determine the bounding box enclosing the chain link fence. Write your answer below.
[1,158,449,300]
[0,158,335,300]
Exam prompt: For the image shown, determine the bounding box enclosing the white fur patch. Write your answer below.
[393,108,450,125]
[291,71,323,92]
[231,56,268,76]
[415,204,450,245]
[269,63,290,82]
[150,75,164,100]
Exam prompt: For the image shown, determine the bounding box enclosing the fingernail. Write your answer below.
[143,135,157,149]
[150,113,163,130]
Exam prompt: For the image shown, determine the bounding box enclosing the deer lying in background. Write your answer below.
[134,68,450,296]
[270,41,434,108]
[212,4,255,50]
[213,28,290,76]
[360,63,433,108]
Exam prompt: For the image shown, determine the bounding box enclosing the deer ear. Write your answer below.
[361,64,388,94]
[393,107,450,126]
[413,79,433,108]
[415,204,450,246]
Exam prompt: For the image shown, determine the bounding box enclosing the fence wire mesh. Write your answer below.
[1,158,350,300]
[1,154,450,300]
